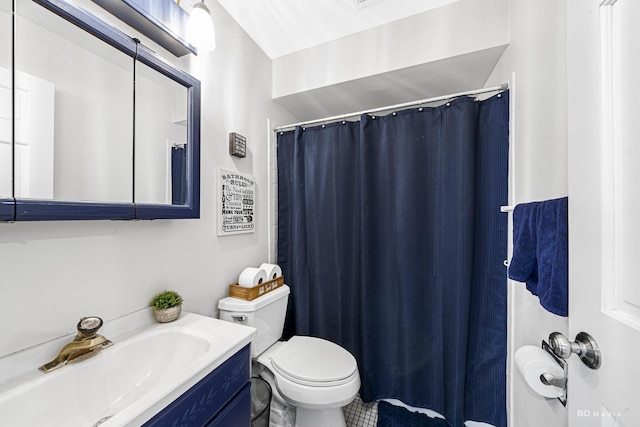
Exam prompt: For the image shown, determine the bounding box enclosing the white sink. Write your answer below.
[0,312,255,427]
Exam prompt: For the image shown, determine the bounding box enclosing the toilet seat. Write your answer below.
[270,336,358,387]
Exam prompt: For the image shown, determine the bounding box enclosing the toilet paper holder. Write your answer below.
[540,372,565,388]
[541,340,568,406]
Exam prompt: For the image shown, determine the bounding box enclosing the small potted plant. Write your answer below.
[149,290,184,323]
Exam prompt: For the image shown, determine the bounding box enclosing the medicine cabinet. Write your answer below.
[0,0,200,221]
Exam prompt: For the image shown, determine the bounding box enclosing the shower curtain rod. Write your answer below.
[274,83,508,132]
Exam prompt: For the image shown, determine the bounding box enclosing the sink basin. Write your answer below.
[0,312,255,427]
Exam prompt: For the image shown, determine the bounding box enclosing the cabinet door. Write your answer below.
[143,345,250,427]
[206,383,251,427]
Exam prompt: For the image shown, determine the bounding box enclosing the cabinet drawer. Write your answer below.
[143,345,250,427]
[206,383,251,427]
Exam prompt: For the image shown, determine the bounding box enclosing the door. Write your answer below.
[0,67,55,199]
[568,0,640,426]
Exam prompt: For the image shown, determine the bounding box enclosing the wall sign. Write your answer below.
[217,169,255,236]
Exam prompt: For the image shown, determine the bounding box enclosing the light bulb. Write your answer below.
[186,2,216,52]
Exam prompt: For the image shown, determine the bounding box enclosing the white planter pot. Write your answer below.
[153,305,182,323]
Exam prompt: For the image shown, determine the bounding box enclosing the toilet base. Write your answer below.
[295,407,347,427]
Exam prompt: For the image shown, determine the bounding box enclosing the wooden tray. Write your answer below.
[228,275,284,301]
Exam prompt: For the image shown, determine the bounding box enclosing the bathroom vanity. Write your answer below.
[0,312,256,426]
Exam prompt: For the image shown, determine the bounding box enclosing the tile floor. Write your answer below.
[343,395,378,427]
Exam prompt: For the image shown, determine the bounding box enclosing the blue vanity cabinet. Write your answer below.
[206,383,251,427]
[0,199,13,222]
[142,345,251,427]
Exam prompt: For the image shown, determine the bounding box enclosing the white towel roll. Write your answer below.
[238,267,267,288]
[260,263,282,281]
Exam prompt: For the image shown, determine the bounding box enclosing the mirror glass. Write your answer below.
[134,60,189,205]
[0,0,11,199]
[14,0,133,203]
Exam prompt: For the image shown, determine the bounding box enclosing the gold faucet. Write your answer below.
[39,316,113,373]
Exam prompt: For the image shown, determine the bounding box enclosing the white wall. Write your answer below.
[0,0,296,359]
[486,0,569,426]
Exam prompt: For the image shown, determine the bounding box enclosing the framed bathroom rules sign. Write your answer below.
[217,169,255,236]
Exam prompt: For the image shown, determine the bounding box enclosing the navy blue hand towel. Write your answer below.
[508,197,568,316]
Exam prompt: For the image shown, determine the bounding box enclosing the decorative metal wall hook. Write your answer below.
[548,332,601,369]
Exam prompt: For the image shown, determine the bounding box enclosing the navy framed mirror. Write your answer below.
[5,0,200,221]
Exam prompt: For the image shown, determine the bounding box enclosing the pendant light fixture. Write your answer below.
[186,1,216,52]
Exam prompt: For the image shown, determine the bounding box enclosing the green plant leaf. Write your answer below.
[149,290,184,310]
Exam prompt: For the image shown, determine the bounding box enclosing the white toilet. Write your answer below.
[218,284,360,427]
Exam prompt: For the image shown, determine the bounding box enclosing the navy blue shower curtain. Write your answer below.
[277,92,509,427]
[171,145,187,205]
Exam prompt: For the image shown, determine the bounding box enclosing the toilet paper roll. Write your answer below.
[260,263,282,280]
[515,345,565,398]
[238,267,268,288]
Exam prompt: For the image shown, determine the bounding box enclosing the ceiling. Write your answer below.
[214,0,460,59]
[197,0,507,122]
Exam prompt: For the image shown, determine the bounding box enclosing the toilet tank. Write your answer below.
[218,284,290,357]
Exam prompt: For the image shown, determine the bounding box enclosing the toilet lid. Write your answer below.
[270,336,358,386]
